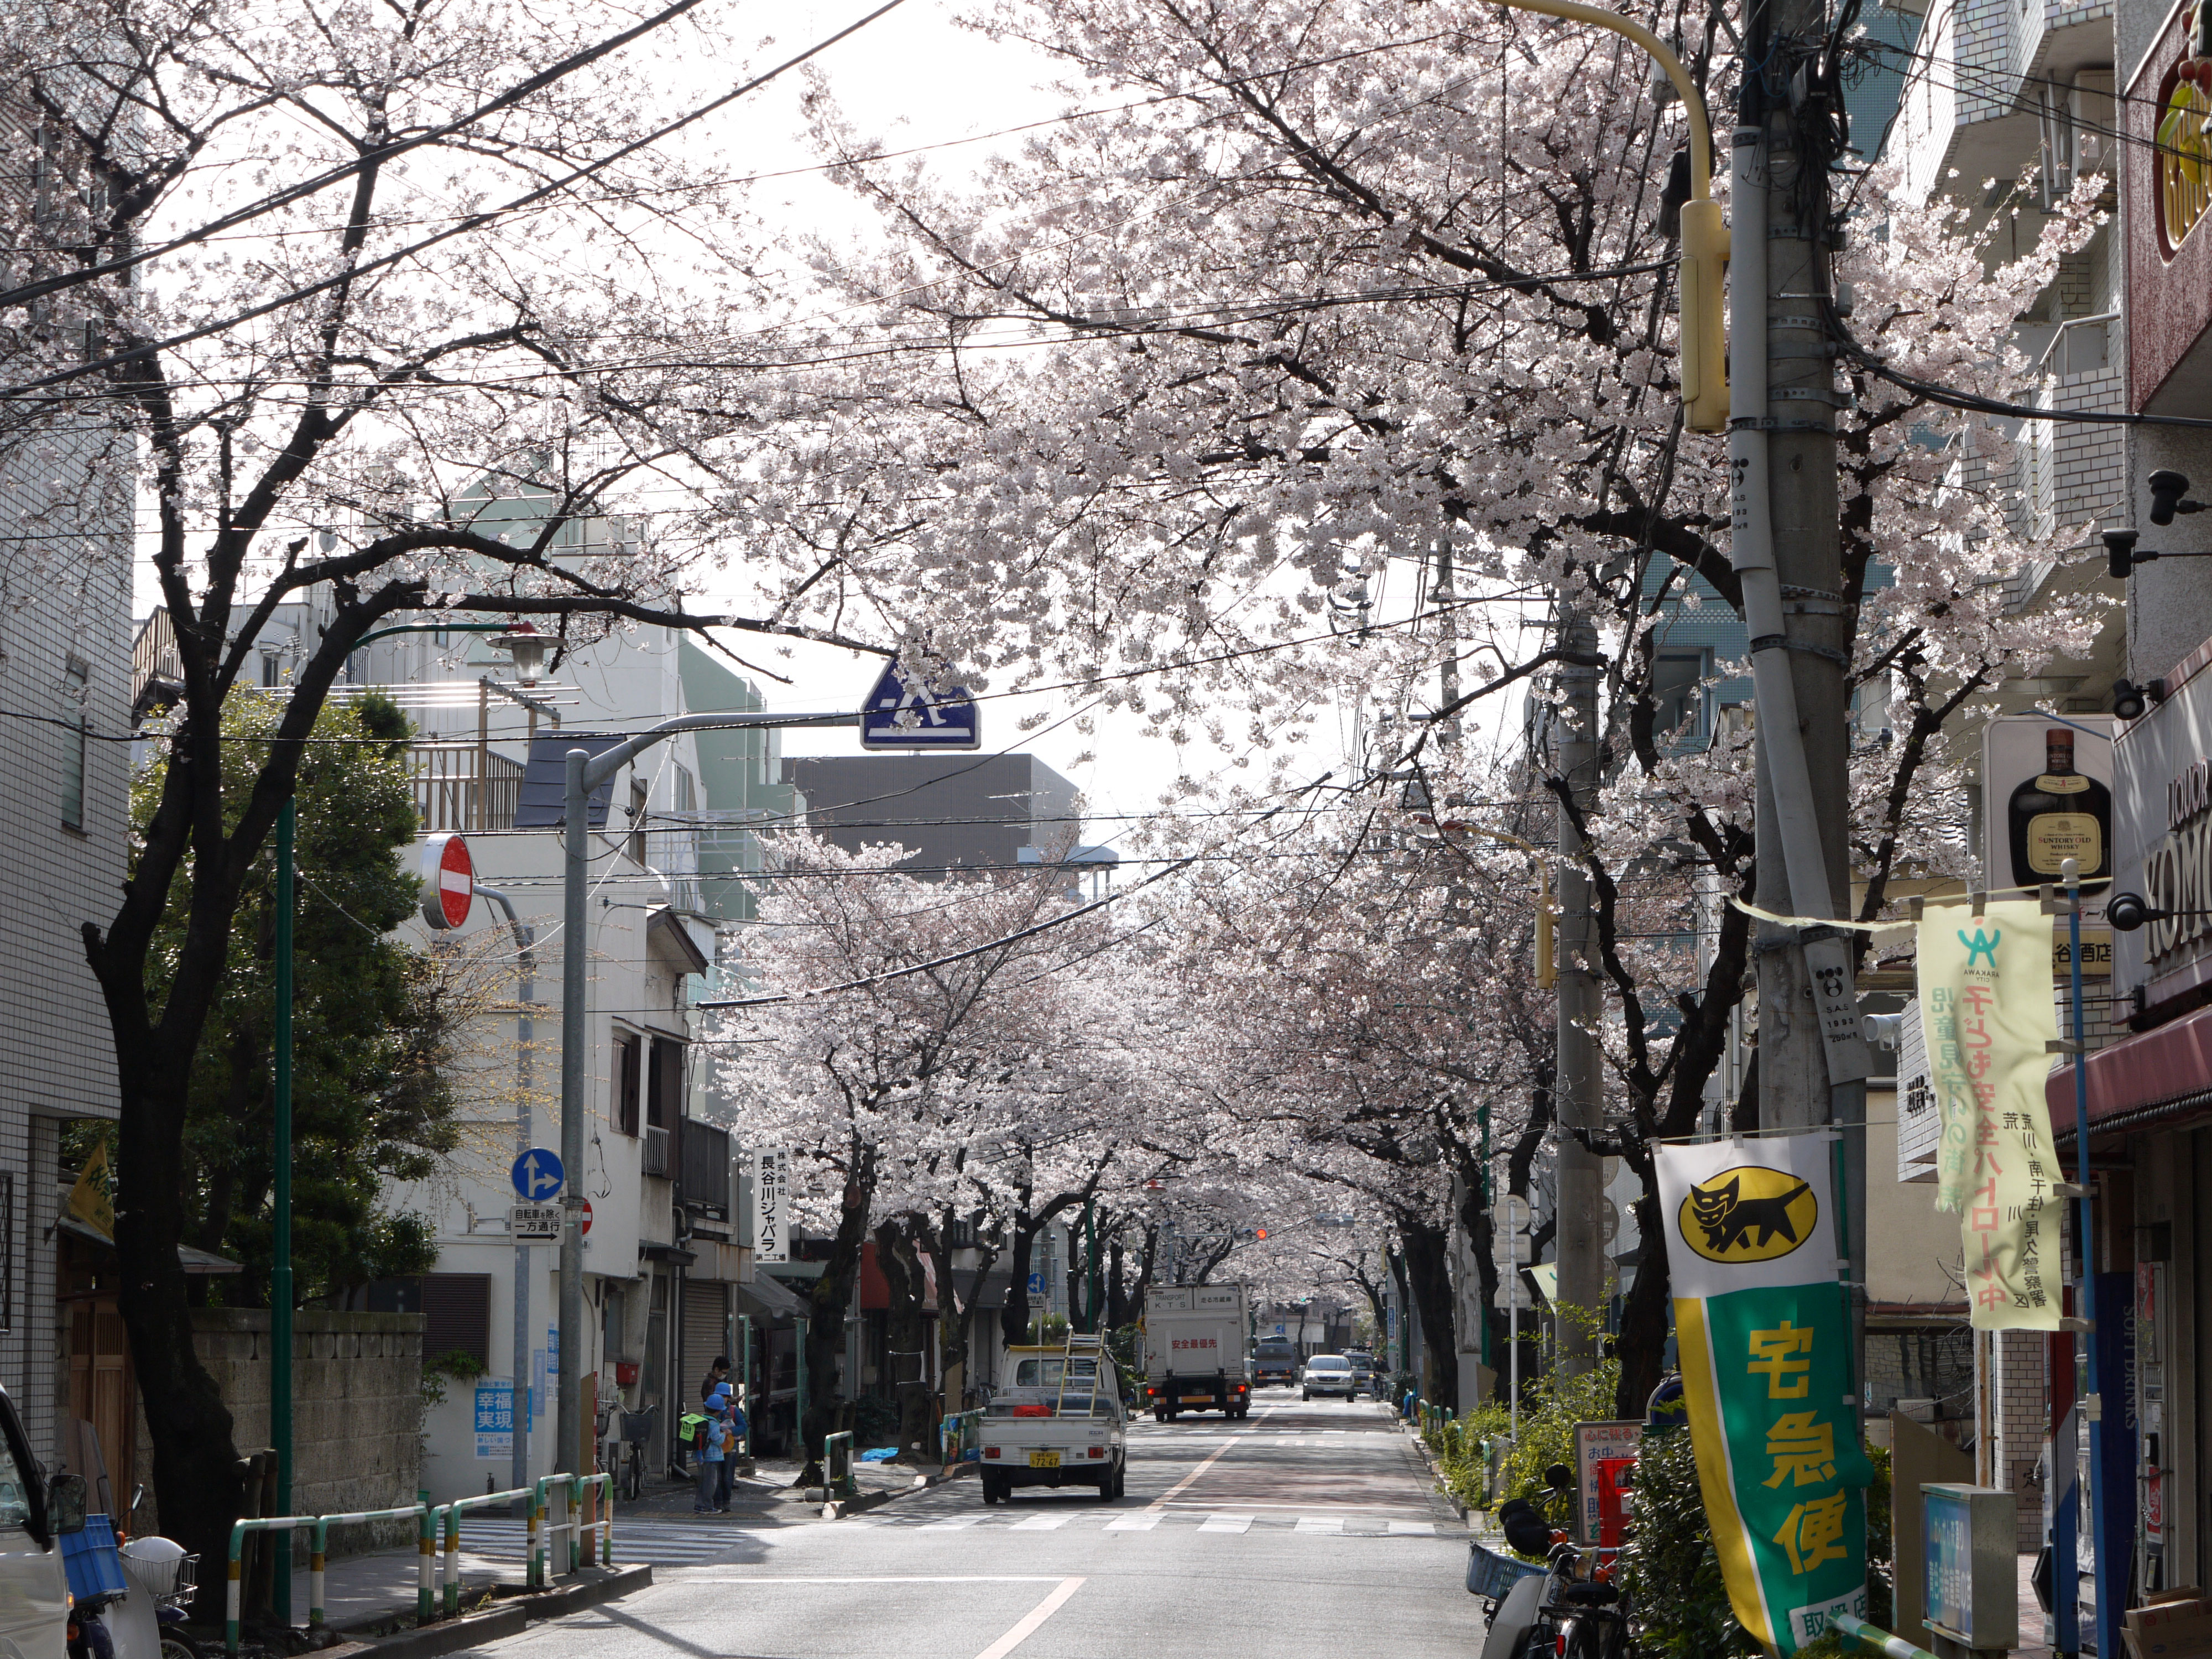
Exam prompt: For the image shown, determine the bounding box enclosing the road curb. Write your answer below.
[1405,1424,1474,1524]
[314,1564,654,1659]
[825,1461,975,1519]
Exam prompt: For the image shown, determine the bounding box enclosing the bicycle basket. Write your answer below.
[1468,1538,1547,1600]
[120,1546,197,1600]
[621,1407,658,1443]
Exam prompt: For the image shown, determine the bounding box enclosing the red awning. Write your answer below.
[2047,1000,2212,1139]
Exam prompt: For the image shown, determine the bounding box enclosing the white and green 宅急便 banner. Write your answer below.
[1914,899,2064,1331]
[1657,1134,1873,1656]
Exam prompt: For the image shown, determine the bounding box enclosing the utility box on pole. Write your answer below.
[1921,1484,2018,1659]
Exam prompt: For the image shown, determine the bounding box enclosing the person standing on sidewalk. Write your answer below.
[710,1384,747,1513]
[700,1356,731,1402]
[685,1398,722,1514]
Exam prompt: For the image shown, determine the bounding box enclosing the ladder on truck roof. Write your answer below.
[1055,1332,1104,1420]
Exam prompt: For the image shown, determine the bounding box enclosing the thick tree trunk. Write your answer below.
[799,1152,875,1483]
[999,1214,1042,1349]
[1397,1215,1457,1406]
[112,1047,244,1610]
[874,1222,931,1458]
[1613,1188,1671,1419]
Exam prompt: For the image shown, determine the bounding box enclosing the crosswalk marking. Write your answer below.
[920,1516,982,1532]
[1197,1514,1254,1534]
[1103,1515,1160,1532]
[1387,1520,1436,1535]
[1011,1514,1071,1531]
[440,1519,746,1568]
[1294,1517,1342,1534]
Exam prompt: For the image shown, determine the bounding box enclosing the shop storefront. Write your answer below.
[2051,624,2212,1597]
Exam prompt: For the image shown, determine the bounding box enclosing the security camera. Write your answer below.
[2108,892,2158,931]
[2112,677,2166,720]
[2105,528,2142,580]
[2149,470,2204,526]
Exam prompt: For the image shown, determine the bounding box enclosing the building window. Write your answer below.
[61,658,88,829]
[613,1031,641,1136]
[0,1172,15,1333]
[1650,651,1709,748]
[647,1035,685,1130]
[419,1272,491,1370]
[629,776,649,865]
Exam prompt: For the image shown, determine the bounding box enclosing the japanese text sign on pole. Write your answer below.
[420,833,475,930]
[1915,900,2064,1331]
[1657,1134,1875,1656]
[1573,1421,1642,1545]
[858,662,980,750]
[750,1146,790,1264]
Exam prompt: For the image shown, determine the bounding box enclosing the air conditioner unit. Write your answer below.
[643,1126,670,1177]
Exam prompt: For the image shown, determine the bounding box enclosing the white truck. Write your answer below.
[978,1335,1129,1503]
[1138,1284,1253,1421]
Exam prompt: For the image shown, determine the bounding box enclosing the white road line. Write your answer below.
[1161,1500,1436,1513]
[1103,1514,1161,1532]
[973,1577,1086,1659]
[921,1516,984,1532]
[1010,1514,1072,1531]
[1294,1517,1343,1534]
[683,1577,1066,1584]
[1197,1514,1255,1534]
[1387,1520,1437,1535]
[1145,1403,1280,1510]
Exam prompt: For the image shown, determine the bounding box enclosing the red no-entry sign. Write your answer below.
[421,833,475,930]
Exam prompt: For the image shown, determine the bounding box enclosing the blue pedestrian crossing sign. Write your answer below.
[859,662,980,750]
[511,1149,564,1201]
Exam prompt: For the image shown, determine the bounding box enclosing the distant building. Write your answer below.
[784,753,1083,878]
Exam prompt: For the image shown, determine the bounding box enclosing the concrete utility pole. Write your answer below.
[1553,605,1604,1364]
[1735,0,1869,1397]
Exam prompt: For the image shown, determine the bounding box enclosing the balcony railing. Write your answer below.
[408,741,523,832]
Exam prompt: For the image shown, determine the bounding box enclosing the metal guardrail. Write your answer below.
[227,1503,434,1655]
[529,1472,613,1585]
[440,1488,533,1618]
[1832,1614,1939,1659]
[822,1431,858,1500]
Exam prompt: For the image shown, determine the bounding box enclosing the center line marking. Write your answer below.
[1146,1402,1280,1510]
[973,1577,1086,1659]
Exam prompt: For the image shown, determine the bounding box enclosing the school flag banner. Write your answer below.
[1915,899,2064,1332]
[1657,1135,1874,1656]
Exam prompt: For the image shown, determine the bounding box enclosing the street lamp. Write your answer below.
[552,709,859,1480]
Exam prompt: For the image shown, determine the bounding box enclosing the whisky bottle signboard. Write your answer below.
[2006,726,2113,891]
[1982,715,2116,924]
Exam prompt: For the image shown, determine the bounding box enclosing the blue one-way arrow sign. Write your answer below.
[511,1149,564,1201]
[859,662,980,750]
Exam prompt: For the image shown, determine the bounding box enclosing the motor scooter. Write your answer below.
[65,1489,199,1659]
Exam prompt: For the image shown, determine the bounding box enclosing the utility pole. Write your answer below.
[1553,604,1604,1364]
[1735,3,1869,1405]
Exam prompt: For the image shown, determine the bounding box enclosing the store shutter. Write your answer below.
[681,1278,728,1406]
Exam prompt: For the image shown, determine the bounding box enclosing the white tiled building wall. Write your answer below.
[0,445,131,1462]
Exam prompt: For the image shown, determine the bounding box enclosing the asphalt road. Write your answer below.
[450,1392,1485,1659]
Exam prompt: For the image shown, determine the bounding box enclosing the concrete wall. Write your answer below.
[138,1311,426,1551]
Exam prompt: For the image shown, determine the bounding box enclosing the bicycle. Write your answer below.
[617,1404,659,1501]
[1475,1466,1631,1659]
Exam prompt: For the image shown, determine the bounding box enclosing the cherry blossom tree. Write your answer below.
[0,0,931,1566]
[761,0,2109,1414]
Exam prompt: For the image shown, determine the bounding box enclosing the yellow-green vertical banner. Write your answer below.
[1915,899,2063,1332]
[1658,1134,1873,1655]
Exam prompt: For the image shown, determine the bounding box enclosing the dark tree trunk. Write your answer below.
[875,1221,931,1458]
[113,1053,243,1607]
[1398,1215,1457,1406]
[798,1147,875,1483]
[999,1213,1042,1349]
[1613,1188,1672,1419]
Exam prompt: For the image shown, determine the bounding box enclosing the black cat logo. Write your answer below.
[1679,1166,1818,1264]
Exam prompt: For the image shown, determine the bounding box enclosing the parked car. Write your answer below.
[1301,1354,1358,1400]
